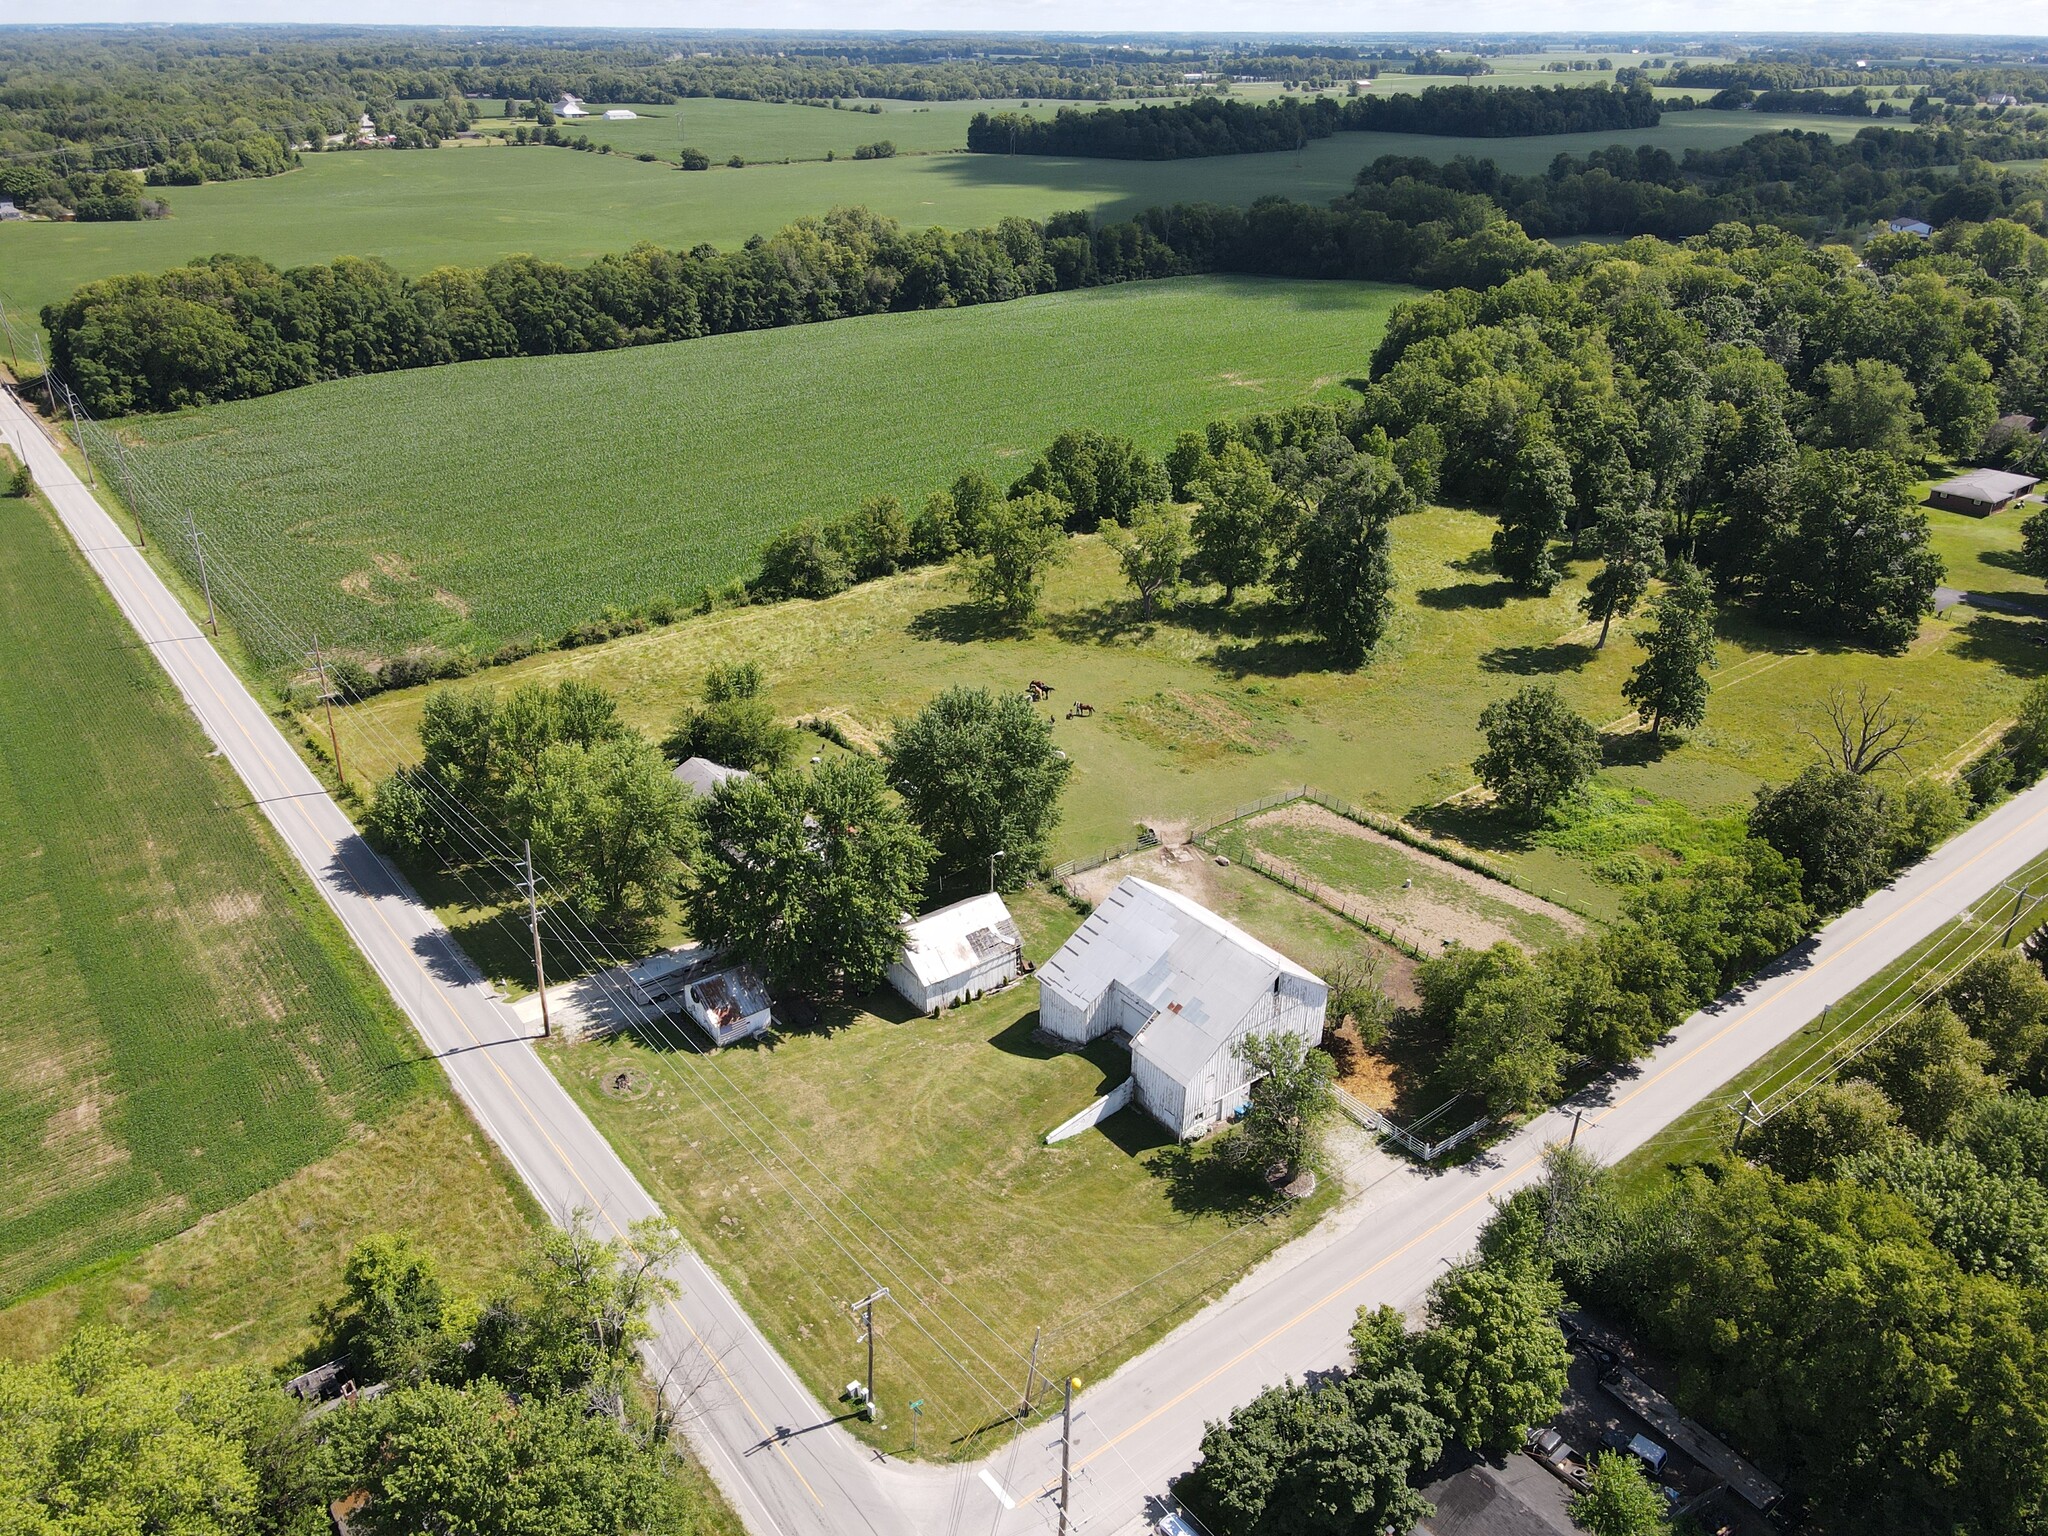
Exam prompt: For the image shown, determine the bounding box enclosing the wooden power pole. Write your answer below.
[1059,1376,1081,1536]
[309,635,343,788]
[523,839,549,1039]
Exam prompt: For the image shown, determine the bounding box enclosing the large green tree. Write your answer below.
[1622,560,1717,734]
[1190,442,1282,602]
[1748,764,1893,914]
[325,1234,467,1388]
[1232,1032,1338,1182]
[663,660,797,773]
[1492,430,1573,593]
[964,490,1067,622]
[1766,449,1942,652]
[1806,359,1923,456]
[683,757,933,998]
[1283,454,1410,667]
[1101,500,1190,619]
[1413,1261,1570,1453]
[1581,501,1665,648]
[1570,1452,1672,1536]
[1473,683,1601,818]
[1009,428,1168,532]
[883,685,1071,891]
[516,734,695,926]
[1442,966,1569,1115]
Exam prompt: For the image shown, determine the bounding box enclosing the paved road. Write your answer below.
[16,381,2048,1536]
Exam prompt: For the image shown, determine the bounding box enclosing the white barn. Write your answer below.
[888,892,1024,1012]
[1037,877,1326,1139]
[602,108,639,120]
[679,962,772,1046]
[554,93,589,118]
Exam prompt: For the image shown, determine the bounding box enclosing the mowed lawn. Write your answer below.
[548,884,1336,1457]
[0,110,1856,329]
[116,276,1410,667]
[0,490,438,1303]
[333,505,2048,927]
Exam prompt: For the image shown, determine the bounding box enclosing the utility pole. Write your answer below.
[524,839,550,1039]
[187,516,217,635]
[1059,1376,1081,1536]
[1567,1107,1583,1148]
[850,1288,889,1421]
[309,634,343,788]
[1017,1325,1041,1420]
[1731,1090,1760,1153]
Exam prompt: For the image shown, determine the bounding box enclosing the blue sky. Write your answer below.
[45,4,2045,36]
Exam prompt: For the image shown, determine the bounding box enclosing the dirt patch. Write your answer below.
[431,588,471,618]
[1322,1018,1400,1110]
[1241,801,1583,953]
[369,552,416,582]
[337,571,390,605]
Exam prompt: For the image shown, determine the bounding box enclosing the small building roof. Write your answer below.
[897,892,1021,988]
[602,108,639,119]
[1043,877,1320,1075]
[684,963,769,1031]
[1996,413,2040,434]
[1888,216,1933,237]
[672,756,750,797]
[1935,468,2040,504]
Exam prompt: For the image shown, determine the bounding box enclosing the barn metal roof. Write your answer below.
[672,756,750,797]
[1042,876,1321,1079]
[1934,468,2039,504]
[896,892,1022,988]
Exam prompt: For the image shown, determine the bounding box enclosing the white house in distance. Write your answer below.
[679,962,772,1046]
[887,892,1025,1012]
[672,756,749,798]
[554,93,589,118]
[602,108,639,120]
[1038,876,1327,1140]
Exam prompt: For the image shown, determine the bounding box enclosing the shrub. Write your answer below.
[678,147,710,169]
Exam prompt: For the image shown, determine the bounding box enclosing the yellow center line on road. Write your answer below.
[1046,787,2048,1490]
[26,422,826,1515]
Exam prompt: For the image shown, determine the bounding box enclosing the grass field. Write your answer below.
[0,110,1857,331]
[329,504,2048,926]
[548,883,1338,1457]
[0,488,444,1304]
[113,275,1410,667]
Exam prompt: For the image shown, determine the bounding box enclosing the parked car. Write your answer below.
[1601,1427,1669,1473]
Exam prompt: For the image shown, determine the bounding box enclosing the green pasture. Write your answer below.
[0,109,1859,330]
[0,490,435,1304]
[114,275,1409,666]
[548,883,1334,1458]
[330,503,2048,925]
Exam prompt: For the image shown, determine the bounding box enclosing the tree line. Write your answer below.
[1352,122,2048,241]
[1668,55,2048,101]
[0,1218,721,1536]
[967,80,1662,159]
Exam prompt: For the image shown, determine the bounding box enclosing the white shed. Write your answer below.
[603,108,639,120]
[888,892,1024,1012]
[672,756,750,798]
[679,963,772,1046]
[554,93,589,118]
[1037,877,1326,1139]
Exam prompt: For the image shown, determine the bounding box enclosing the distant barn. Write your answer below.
[603,108,639,120]
[672,756,749,797]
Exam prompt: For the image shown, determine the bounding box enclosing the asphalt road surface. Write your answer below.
[15,382,2048,1536]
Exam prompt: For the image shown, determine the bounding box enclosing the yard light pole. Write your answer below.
[850,1288,889,1421]
[989,849,1006,893]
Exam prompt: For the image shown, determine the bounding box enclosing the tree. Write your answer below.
[963,490,1066,622]
[1766,449,1941,651]
[517,735,694,926]
[1841,1140,2048,1287]
[1324,952,1397,1050]
[663,662,796,773]
[325,1234,467,1387]
[1570,1452,1672,1536]
[318,1379,690,1536]
[0,1328,263,1536]
[1884,776,1965,867]
[1748,764,1893,913]
[1942,950,2048,1085]
[1744,1079,1903,1182]
[683,757,933,998]
[1172,1370,1444,1536]
[1621,560,1717,734]
[1807,359,1923,456]
[1231,1032,1338,1182]
[1492,430,1573,593]
[754,520,850,600]
[1010,428,1167,532]
[1473,684,1601,818]
[1807,684,1922,775]
[832,494,909,580]
[883,685,1071,890]
[1581,502,1664,648]
[1190,442,1281,602]
[1922,353,2000,459]
[1413,1261,1569,1453]
[1846,1003,1997,1141]
[1101,500,1190,618]
[1283,454,1410,667]
[1443,966,1568,1115]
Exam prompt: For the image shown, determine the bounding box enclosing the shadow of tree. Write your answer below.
[1409,799,1539,855]
[1600,729,1669,768]
[1042,599,1159,648]
[906,600,1023,645]
[1208,634,1343,678]
[1480,641,1598,675]
[1416,580,1515,611]
[1981,549,2034,575]
[1140,1133,1281,1225]
[1952,613,2048,677]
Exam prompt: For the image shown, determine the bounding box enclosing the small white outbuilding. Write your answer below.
[672,756,750,798]
[1037,877,1326,1140]
[679,962,772,1046]
[887,892,1024,1013]
[602,108,640,120]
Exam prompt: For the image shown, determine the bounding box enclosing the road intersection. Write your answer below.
[13,382,2048,1536]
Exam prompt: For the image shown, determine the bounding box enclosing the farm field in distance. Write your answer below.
[548,882,1337,1458]
[0,108,1859,331]
[0,488,441,1304]
[115,275,1411,666]
[330,503,2048,928]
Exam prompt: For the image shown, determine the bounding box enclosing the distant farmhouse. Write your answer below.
[888,892,1024,1013]
[1888,216,1933,238]
[1930,468,2040,515]
[1038,877,1327,1140]
[554,93,590,118]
